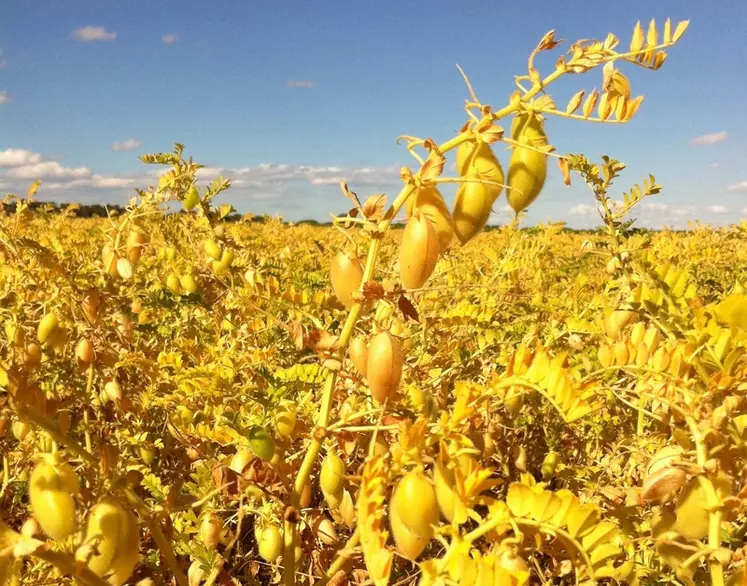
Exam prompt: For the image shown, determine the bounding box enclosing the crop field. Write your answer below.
[2,16,747,586]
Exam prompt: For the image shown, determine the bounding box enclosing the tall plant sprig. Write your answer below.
[282,18,689,586]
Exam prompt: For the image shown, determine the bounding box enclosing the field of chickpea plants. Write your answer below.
[2,16,747,586]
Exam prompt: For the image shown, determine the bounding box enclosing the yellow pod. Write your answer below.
[126,229,147,264]
[400,211,440,289]
[166,274,181,295]
[258,525,283,563]
[432,459,467,524]
[180,274,198,294]
[105,507,140,586]
[405,186,454,255]
[506,113,548,214]
[389,471,438,560]
[37,313,59,344]
[366,331,403,403]
[101,245,120,278]
[330,251,364,309]
[29,461,80,541]
[320,452,346,498]
[456,140,504,182]
[597,344,612,368]
[453,181,502,245]
[75,338,95,370]
[204,239,222,260]
[453,141,504,244]
[78,500,137,582]
[349,337,369,377]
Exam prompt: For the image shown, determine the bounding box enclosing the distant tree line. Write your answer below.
[0,200,674,235]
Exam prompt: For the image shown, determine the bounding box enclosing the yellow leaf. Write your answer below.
[647,19,658,48]
[673,20,690,43]
[630,21,644,52]
[663,18,672,44]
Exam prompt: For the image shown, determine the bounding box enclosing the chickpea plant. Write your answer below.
[3,15,746,586]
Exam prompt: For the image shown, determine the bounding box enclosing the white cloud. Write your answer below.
[285,80,316,89]
[0,49,6,70]
[707,162,721,169]
[570,203,597,216]
[741,207,747,215]
[72,26,116,42]
[706,205,728,214]
[726,181,747,193]
[0,149,43,166]
[641,202,669,211]
[689,131,728,147]
[161,34,178,45]
[110,139,141,152]
[0,91,9,106]
[7,161,92,180]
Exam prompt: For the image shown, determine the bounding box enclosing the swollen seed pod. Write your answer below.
[541,452,559,480]
[330,251,364,309]
[78,500,138,582]
[453,140,505,244]
[24,343,41,367]
[180,274,198,295]
[200,513,222,549]
[405,186,454,255]
[204,239,222,261]
[506,112,548,214]
[29,460,80,541]
[456,140,504,181]
[275,408,297,439]
[400,211,440,289]
[184,185,200,211]
[258,525,283,563]
[75,338,95,370]
[37,313,59,344]
[104,380,123,403]
[82,290,101,325]
[126,229,148,264]
[247,425,276,462]
[166,274,181,295]
[366,331,403,403]
[320,452,346,499]
[102,244,120,278]
[389,471,439,560]
[349,336,368,377]
[453,181,501,244]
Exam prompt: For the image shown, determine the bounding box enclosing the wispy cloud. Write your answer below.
[570,203,597,216]
[161,34,178,45]
[641,202,669,211]
[707,162,721,169]
[72,26,117,42]
[0,91,8,106]
[110,139,142,152]
[706,205,728,214]
[689,131,728,147]
[726,181,747,193]
[0,49,7,70]
[285,80,316,89]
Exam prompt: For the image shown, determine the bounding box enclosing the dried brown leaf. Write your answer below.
[558,158,572,186]
[537,30,562,51]
[653,51,668,70]
[420,152,445,182]
[582,89,599,118]
[398,295,420,323]
[339,181,361,209]
[361,194,387,221]
[566,90,585,115]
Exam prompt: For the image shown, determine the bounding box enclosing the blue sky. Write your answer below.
[1,0,745,228]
